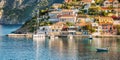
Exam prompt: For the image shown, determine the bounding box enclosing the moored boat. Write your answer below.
[89,35,93,39]
[96,48,109,52]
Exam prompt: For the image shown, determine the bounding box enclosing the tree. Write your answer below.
[115,25,120,35]
[66,22,74,26]
[95,0,104,5]
[86,25,95,33]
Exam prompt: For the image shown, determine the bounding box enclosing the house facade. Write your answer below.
[103,0,119,8]
[38,26,52,35]
[59,15,76,23]
[48,11,61,22]
[50,22,65,35]
[52,3,62,9]
[92,23,102,35]
[95,17,117,35]
[58,9,77,23]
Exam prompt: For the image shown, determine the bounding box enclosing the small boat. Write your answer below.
[96,48,109,52]
[89,35,93,39]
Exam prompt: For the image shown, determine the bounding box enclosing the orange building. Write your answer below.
[95,17,117,35]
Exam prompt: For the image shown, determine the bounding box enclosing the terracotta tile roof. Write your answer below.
[75,22,91,26]
[61,9,73,12]
[63,25,68,28]
[101,7,120,12]
[101,7,109,10]
[108,0,115,2]
[95,17,114,24]
[51,22,65,29]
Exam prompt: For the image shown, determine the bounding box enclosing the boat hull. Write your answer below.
[96,49,108,52]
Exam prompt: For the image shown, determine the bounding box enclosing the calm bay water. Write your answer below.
[0,24,21,36]
[0,25,120,60]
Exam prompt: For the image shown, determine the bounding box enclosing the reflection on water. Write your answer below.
[0,36,120,60]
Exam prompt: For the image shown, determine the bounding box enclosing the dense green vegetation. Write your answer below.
[66,22,74,26]
[115,25,120,35]
[15,9,52,33]
[86,25,95,33]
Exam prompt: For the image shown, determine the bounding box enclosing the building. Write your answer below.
[48,11,61,22]
[49,9,77,23]
[52,3,62,9]
[59,15,77,23]
[60,9,77,15]
[95,17,117,35]
[50,22,65,35]
[103,0,119,8]
[77,15,93,23]
[67,26,76,35]
[81,0,95,13]
[81,0,95,4]
[92,23,102,35]
[38,26,52,35]
[58,9,77,23]
[75,20,91,35]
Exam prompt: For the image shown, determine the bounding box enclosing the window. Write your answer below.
[56,29,58,32]
[52,29,54,32]
[106,2,109,4]
[114,2,118,4]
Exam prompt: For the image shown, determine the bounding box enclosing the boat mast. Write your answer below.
[36,0,40,33]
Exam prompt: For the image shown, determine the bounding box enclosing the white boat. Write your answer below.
[89,35,93,39]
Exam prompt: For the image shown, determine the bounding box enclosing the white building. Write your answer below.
[92,23,102,35]
[38,26,52,35]
[58,9,77,23]
[48,11,61,22]
[68,26,76,35]
[59,15,77,23]
[61,9,77,15]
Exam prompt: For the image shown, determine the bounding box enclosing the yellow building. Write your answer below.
[50,22,65,35]
[95,17,117,35]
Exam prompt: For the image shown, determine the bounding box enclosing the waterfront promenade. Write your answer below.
[7,33,120,38]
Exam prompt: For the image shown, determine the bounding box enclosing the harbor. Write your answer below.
[1,34,120,60]
[0,0,120,60]
[7,33,120,39]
